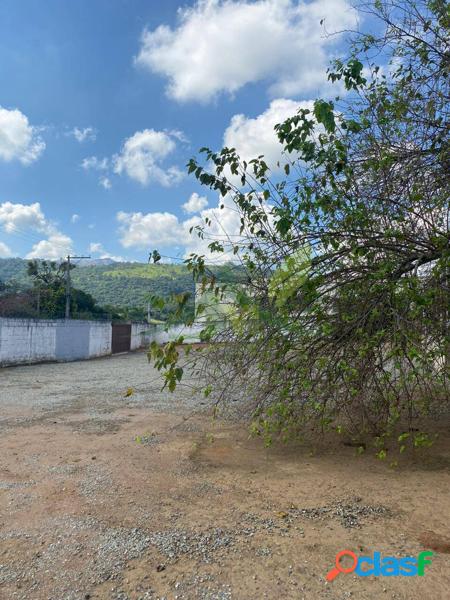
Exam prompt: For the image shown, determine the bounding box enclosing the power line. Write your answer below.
[1,224,75,257]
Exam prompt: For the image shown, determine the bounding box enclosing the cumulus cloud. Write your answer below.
[26,233,74,260]
[0,201,74,260]
[69,126,96,143]
[71,213,80,224]
[0,201,51,235]
[0,106,45,164]
[183,199,244,260]
[117,196,248,262]
[135,0,357,103]
[81,130,185,188]
[113,129,184,186]
[117,211,182,249]
[182,192,209,214]
[0,241,12,257]
[89,241,124,262]
[224,98,313,169]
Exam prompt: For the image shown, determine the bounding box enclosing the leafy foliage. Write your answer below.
[150,0,449,455]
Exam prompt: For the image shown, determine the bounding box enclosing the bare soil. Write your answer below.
[0,352,449,600]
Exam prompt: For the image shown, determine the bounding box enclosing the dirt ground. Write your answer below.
[0,352,449,600]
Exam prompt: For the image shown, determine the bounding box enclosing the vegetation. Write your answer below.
[150,0,449,455]
[0,258,242,322]
[0,259,114,320]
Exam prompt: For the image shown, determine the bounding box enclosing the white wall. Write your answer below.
[0,318,57,364]
[0,318,203,367]
[0,318,111,366]
[89,321,112,357]
[151,323,203,344]
[130,322,154,351]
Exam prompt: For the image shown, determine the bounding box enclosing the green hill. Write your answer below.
[0,258,243,320]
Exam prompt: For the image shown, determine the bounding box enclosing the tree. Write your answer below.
[26,260,110,319]
[26,260,69,317]
[26,259,69,287]
[150,1,449,454]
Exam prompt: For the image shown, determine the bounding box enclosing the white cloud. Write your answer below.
[182,198,244,260]
[99,176,112,189]
[182,192,209,214]
[81,156,112,188]
[117,210,182,249]
[135,0,357,103]
[26,233,73,260]
[0,106,45,164]
[113,129,184,186]
[71,213,80,224]
[0,241,12,257]
[224,98,312,169]
[81,130,185,188]
[167,129,189,144]
[100,253,125,262]
[69,126,96,143]
[0,201,52,235]
[89,241,124,262]
[89,242,104,253]
[81,156,109,171]
[0,201,74,260]
[117,196,246,262]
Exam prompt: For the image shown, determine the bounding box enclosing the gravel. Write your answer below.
[172,575,233,600]
[0,516,154,600]
[0,352,209,433]
[291,496,392,528]
[0,354,397,599]
[79,464,115,500]
[0,480,35,490]
[150,528,234,562]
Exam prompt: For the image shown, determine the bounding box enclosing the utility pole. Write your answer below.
[65,255,90,319]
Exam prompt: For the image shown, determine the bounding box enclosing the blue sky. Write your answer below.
[0,0,359,263]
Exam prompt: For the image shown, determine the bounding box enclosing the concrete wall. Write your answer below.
[0,318,57,365]
[0,318,203,367]
[0,318,111,366]
[128,323,202,349]
[151,323,203,344]
[131,323,203,348]
[89,321,112,357]
[130,322,155,351]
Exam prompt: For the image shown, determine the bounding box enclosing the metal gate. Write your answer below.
[111,323,131,354]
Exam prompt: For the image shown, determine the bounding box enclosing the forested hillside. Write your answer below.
[0,258,242,318]
[0,258,28,284]
[72,263,196,310]
[0,258,194,308]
